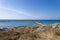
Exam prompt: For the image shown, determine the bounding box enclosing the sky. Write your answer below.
[0,0,60,20]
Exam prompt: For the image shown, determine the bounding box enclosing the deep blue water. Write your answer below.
[0,20,60,28]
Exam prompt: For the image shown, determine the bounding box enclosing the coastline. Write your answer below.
[0,23,60,40]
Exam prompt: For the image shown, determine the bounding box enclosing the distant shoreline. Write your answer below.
[0,20,60,28]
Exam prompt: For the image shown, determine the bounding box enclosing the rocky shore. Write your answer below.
[0,22,60,40]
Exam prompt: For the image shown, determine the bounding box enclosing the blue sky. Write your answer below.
[0,0,60,20]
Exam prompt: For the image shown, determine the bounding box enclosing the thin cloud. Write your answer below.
[0,7,38,19]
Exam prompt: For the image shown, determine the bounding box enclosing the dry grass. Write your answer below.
[0,23,60,40]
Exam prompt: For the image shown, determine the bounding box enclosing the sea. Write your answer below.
[0,20,60,28]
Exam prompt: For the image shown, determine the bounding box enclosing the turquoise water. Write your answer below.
[0,20,60,28]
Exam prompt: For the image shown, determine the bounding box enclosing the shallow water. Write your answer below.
[0,20,60,28]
